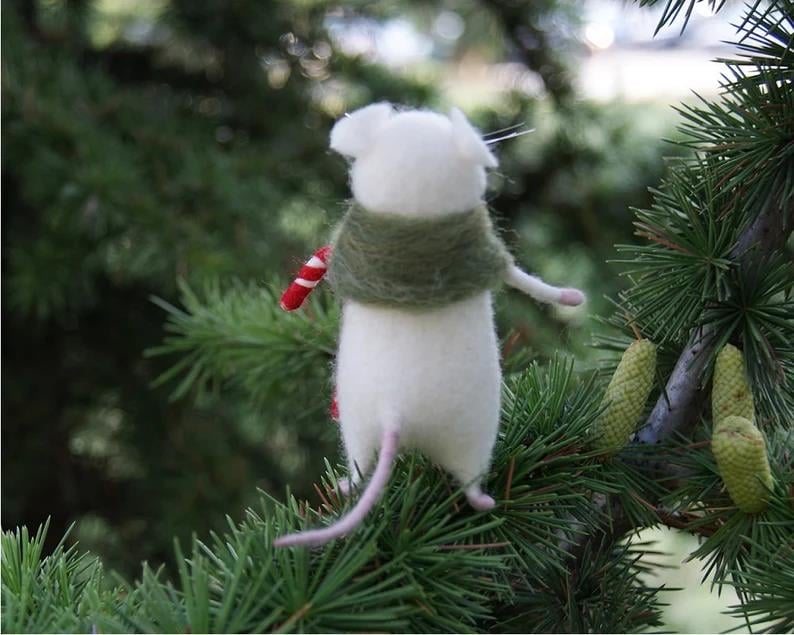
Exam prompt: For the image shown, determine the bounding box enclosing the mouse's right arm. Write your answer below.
[504,265,585,307]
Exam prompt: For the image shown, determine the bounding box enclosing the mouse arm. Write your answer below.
[504,264,585,307]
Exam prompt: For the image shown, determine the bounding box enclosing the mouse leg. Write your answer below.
[337,465,366,497]
[464,482,496,511]
[340,422,380,496]
[427,411,499,512]
[435,450,497,512]
[342,456,371,496]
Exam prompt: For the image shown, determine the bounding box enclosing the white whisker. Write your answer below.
[485,128,536,145]
[483,122,526,138]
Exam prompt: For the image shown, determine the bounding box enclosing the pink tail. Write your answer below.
[273,428,399,548]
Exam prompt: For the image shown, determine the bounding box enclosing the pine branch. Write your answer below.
[635,0,731,34]
[566,0,793,580]
[146,279,338,406]
[3,357,672,634]
[639,199,786,445]
[567,186,789,566]
[502,534,666,632]
[660,425,794,587]
[727,540,794,632]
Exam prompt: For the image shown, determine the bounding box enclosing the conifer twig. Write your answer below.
[567,201,787,564]
[638,200,785,446]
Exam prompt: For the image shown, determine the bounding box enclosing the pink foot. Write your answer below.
[559,288,585,306]
[337,479,353,496]
[467,492,496,511]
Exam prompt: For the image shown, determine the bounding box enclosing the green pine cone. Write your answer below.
[592,339,657,455]
[711,415,773,514]
[712,344,754,426]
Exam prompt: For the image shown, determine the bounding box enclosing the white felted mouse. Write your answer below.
[274,103,585,548]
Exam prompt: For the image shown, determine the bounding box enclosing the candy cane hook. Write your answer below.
[280,246,332,311]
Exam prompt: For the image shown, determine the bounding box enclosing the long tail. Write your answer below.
[273,428,400,548]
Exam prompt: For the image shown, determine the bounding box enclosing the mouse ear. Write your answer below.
[330,102,394,158]
[449,107,498,168]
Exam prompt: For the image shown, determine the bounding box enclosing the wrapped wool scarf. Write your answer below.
[327,203,513,310]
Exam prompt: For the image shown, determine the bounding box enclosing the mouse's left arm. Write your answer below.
[504,264,586,307]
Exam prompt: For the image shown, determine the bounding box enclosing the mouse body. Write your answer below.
[337,290,501,509]
[274,104,584,547]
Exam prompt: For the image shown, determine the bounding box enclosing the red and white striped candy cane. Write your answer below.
[281,245,340,423]
[280,246,332,311]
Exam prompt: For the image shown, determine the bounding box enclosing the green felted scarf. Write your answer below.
[327,203,513,309]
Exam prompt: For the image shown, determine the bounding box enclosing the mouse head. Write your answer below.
[330,103,497,217]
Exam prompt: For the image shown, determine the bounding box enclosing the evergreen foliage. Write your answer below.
[3,359,672,633]
[3,0,793,632]
[148,280,337,409]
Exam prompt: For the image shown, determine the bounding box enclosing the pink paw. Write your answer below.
[337,480,353,496]
[467,492,496,511]
[559,288,585,306]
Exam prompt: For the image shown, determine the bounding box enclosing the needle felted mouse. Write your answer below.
[274,103,585,548]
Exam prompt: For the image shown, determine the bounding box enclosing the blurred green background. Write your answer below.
[2,0,744,630]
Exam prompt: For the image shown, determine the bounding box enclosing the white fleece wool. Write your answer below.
[330,104,585,509]
[332,105,496,218]
[336,292,501,500]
